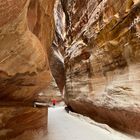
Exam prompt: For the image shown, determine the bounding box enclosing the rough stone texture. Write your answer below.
[0,0,55,139]
[37,79,63,105]
[49,44,65,94]
[60,0,140,136]
[0,107,48,140]
[28,0,55,56]
[0,0,55,103]
[50,0,66,94]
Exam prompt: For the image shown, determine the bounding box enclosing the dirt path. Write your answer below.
[47,107,135,140]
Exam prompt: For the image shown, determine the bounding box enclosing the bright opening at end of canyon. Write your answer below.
[0,0,140,140]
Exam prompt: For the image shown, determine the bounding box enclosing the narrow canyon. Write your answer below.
[0,0,140,139]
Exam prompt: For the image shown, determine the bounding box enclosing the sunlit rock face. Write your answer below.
[0,0,55,103]
[0,0,55,139]
[61,0,140,136]
[28,0,55,56]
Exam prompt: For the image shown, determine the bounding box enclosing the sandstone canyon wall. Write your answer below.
[0,0,55,139]
[59,0,140,136]
[50,0,66,94]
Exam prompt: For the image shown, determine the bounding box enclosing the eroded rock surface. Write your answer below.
[37,78,63,105]
[0,0,55,103]
[0,107,48,140]
[59,0,140,136]
[0,0,55,139]
[50,0,66,94]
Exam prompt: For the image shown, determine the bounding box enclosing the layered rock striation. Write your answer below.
[59,0,140,136]
[0,0,55,139]
[0,0,53,103]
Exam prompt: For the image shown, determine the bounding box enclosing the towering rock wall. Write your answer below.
[51,0,66,94]
[0,0,55,104]
[62,0,140,136]
[0,0,55,139]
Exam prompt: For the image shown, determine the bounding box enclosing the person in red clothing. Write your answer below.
[52,99,56,106]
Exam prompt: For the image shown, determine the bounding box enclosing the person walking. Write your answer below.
[52,99,56,107]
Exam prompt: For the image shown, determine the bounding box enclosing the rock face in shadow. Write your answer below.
[49,0,66,94]
[0,0,55,139]
[37,79,63,105]
[59,0,140,136]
